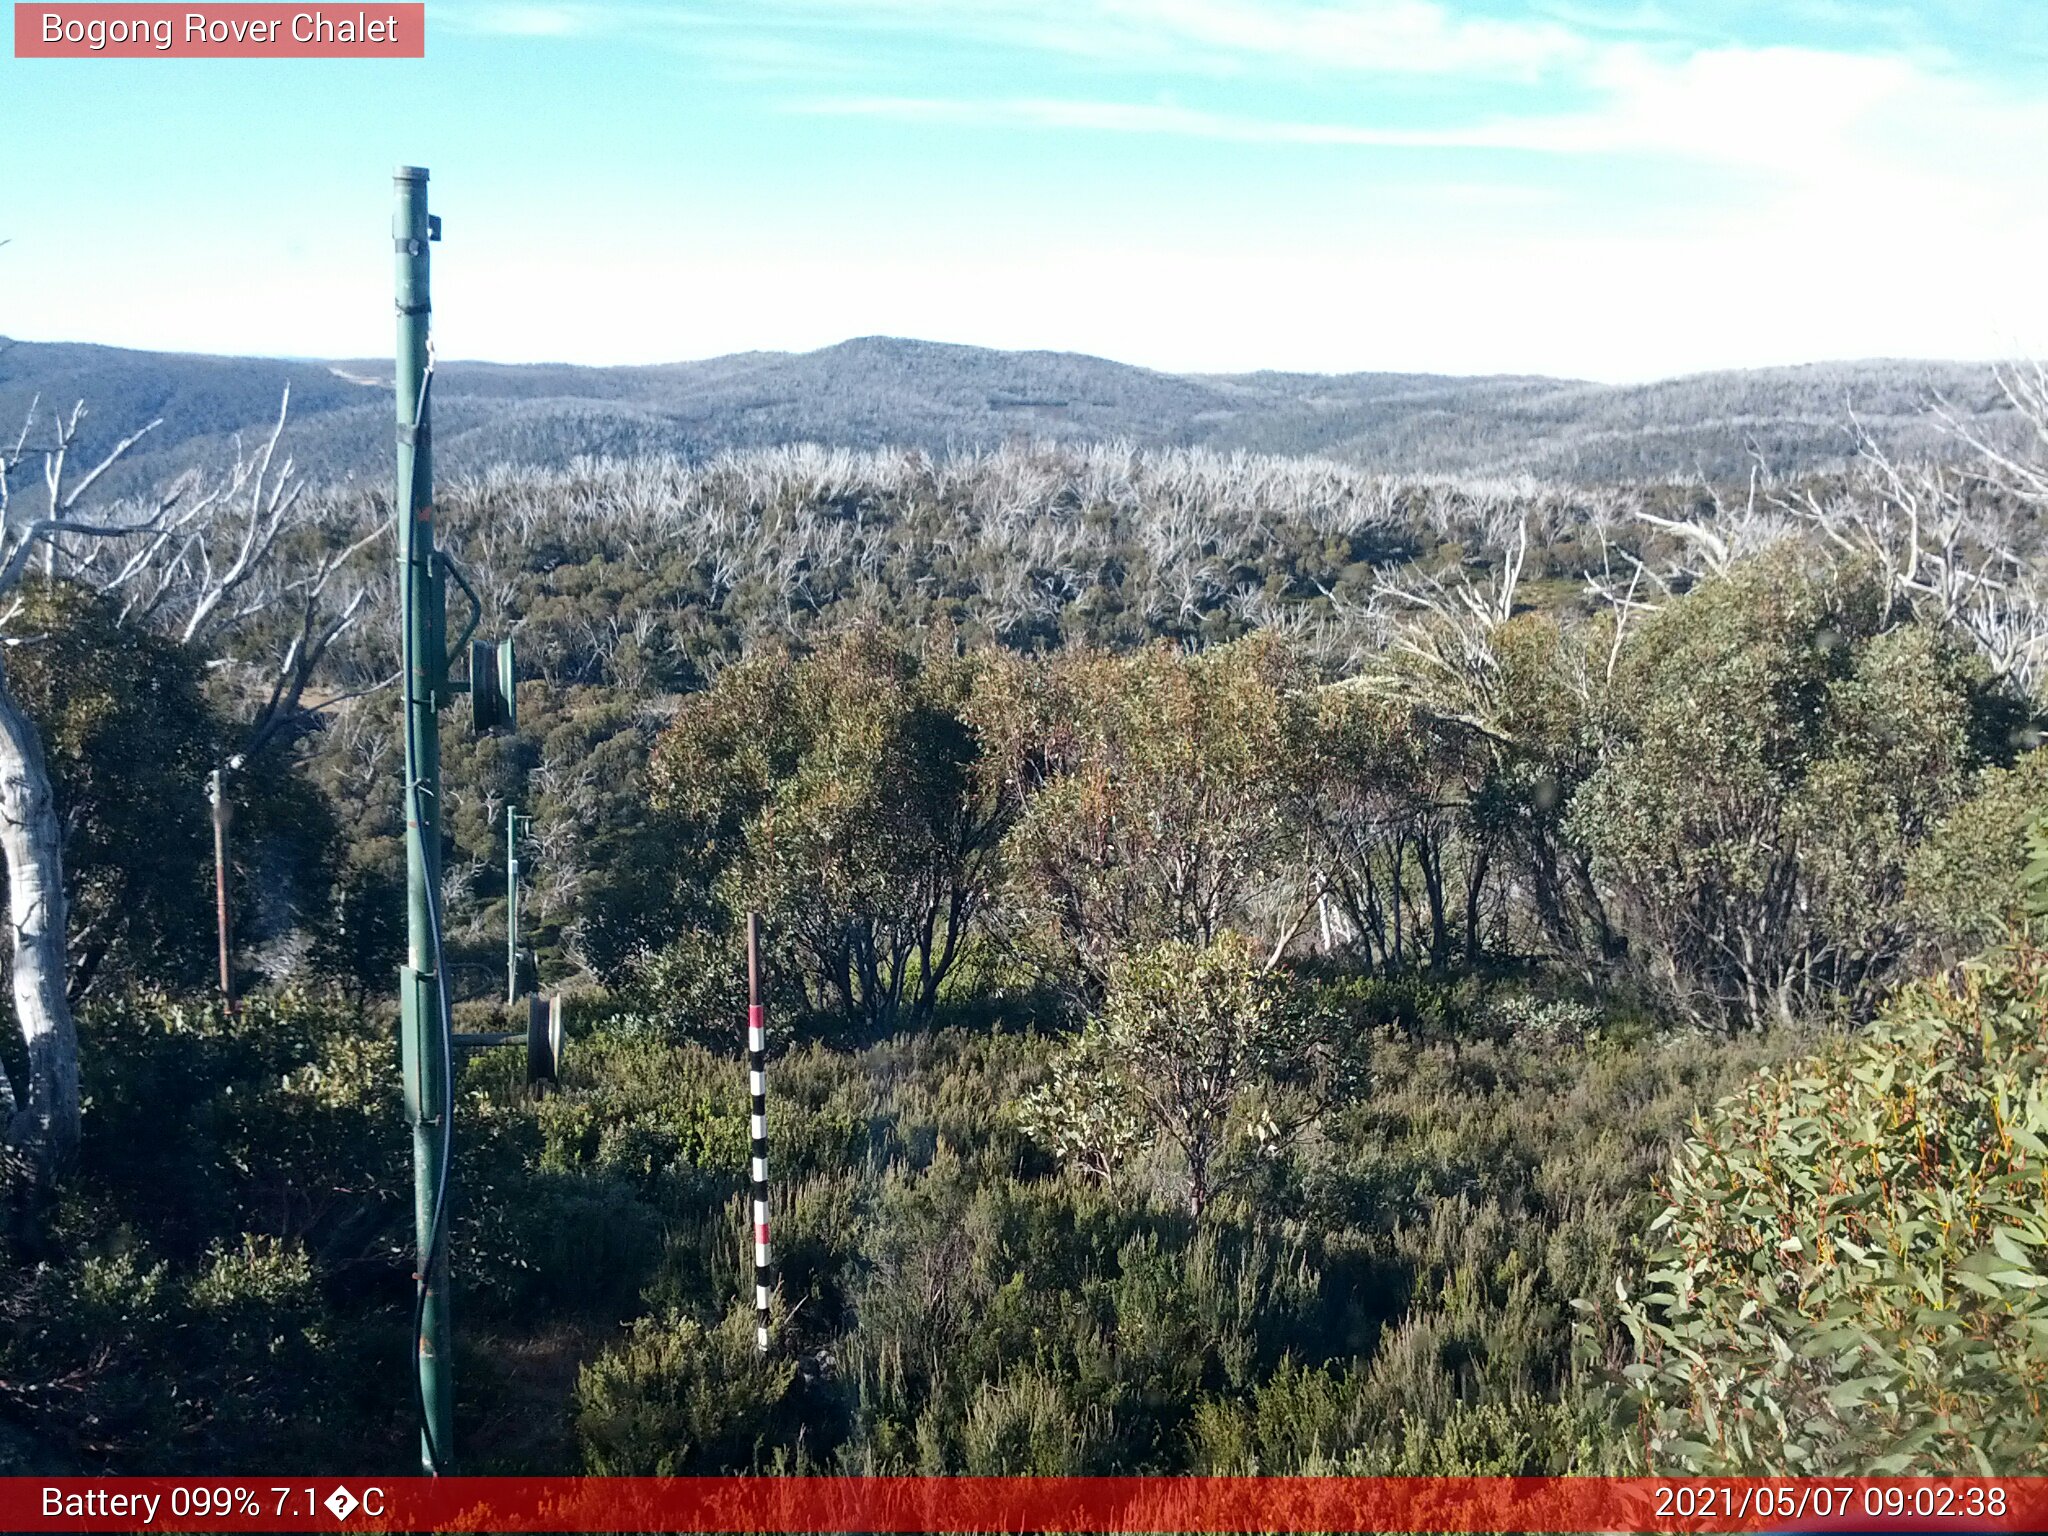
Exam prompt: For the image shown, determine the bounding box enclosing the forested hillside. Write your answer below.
[4,381,2047,1478]
[0,334,2025,493]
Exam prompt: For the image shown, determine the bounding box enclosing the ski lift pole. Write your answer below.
[394,163,452,1474]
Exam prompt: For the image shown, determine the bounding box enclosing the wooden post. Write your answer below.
[747,913,771,1353]
[209,768,235,1014]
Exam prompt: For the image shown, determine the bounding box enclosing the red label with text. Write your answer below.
[14,4,424,57]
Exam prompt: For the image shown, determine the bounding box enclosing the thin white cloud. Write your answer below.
[796,41,2048,191]
[450,3,595,37]
[1528,1,1696,39]
[438,0,1599,79]
[764,0,1593,78]
[1083,0,1590,78]
[435,0,880,80]
[1561,43,1923,169]
[793,95,1453,145]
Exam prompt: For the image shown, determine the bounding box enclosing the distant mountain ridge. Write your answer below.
[0,333,2021,491]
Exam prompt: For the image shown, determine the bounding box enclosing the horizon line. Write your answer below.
[0,329,2019,393]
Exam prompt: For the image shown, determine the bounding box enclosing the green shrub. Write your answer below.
[17,962,1764,1476]
[463,1171,661,1322]
[1569,554,2013,1029]
[1908,747,2048,957]
[1188,1355,1353,1472]
[575,1305,797,1473]
[188,1234,317,1316]
[649,632,1014,1036]
[960,1367,1095,1473]
[613,927,749,1048]
[1020,935,1364,1215]
[1616,938,2048,1472]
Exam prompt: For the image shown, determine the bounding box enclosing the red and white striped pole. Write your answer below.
[746,912,771,1354]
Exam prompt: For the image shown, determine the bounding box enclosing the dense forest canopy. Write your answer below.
[4,371,2048,1476]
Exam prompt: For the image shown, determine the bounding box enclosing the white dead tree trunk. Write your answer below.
[0,390,352,1198]
[0,399,190,1193]
[0,647,73,1184]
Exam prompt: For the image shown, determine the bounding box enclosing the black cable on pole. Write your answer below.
[400,355,453,1477]
[408,763,454,1475]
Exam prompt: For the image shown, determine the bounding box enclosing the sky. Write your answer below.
[3,0,2047,381]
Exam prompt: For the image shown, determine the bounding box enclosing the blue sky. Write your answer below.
[3,0,2046,380]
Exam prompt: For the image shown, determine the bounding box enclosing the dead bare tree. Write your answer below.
[59,390,391,760]
[0,398,200,1195]
[1601,381,2048,707]
[0,391,376,1201]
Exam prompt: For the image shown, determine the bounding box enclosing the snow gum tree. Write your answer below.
[0,392,362,1206]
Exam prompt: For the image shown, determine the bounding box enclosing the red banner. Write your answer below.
[4,1476,2046,1533]
[13,4,424,57]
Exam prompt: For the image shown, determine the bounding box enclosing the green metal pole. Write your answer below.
[394,163,452,1474]
[506,807,521,1004]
